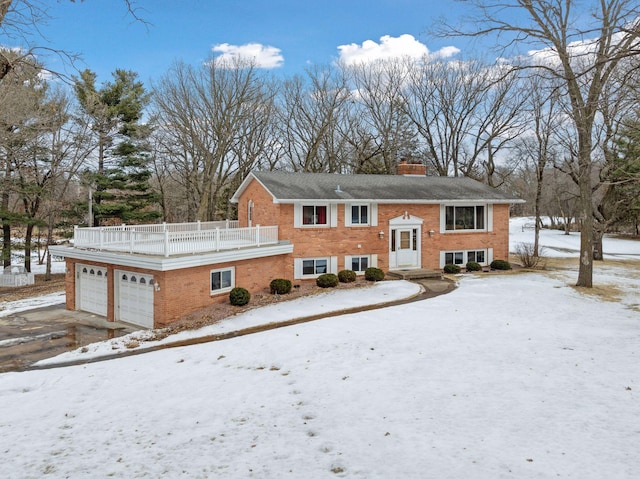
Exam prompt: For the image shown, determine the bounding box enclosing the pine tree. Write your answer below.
[74,69,158,225]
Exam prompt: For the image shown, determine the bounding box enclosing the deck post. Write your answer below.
[99,227,104,250]
[197,220,201,231]
[129,228,135,253]
[164,229,170,257]
[256,224,261,247]
[215,228,220,251]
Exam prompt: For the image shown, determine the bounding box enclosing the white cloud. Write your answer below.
[337,34,459,65]
[212,42,284,69]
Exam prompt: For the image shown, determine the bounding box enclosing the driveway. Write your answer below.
[0,305,137,372]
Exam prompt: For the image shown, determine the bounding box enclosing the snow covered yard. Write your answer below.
[0,221,639,478]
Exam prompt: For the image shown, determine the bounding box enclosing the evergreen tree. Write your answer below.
[74,69,158,225]
[603,118,640,234]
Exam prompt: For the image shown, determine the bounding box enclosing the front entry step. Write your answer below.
[387,269,443,280]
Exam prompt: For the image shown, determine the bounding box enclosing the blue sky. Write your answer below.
[9,0,471,84]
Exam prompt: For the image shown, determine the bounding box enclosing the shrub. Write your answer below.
[364,267,385,282]
[466,261,482,272]
[515,242,546,269]
[338,269,357,283]
[229,287,250,306]
[316,273,339,288]
[443,263,461,274]
[490,259,512,271]
[270,278,292,294]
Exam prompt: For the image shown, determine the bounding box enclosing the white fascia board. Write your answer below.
[50,242,294,272]
[230,173,279,204]
[229,172,256,203]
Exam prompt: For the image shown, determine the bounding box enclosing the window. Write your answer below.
[295,257,336,279]
[350,256,369,273]
[302,205,327,225]
[211,267,234,294]
[302,258,327,275]
[444,249,488,266]
[350,205,369,225]
[445,205,485,231]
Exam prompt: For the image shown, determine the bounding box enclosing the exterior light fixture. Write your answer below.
[378,230,385,239]
[429,229,435,238]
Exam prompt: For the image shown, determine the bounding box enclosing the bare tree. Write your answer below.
[442,0,640,286]
[0,0,142,83]
[346,58,419,174]
[152,57,274,221]
[515,75,562,255]
[403,57,522,178]
[276,65,352,173]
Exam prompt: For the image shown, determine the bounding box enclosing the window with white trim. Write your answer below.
[444,249,487,266]
[302,258,328,276]
[302,205,327,226]
[350,204,369,225]
[349,255,369,273]
[295,256,337,279]
[211,267,234,294]
[445,205,486,231]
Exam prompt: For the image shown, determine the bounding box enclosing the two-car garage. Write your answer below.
[75,264,155,328]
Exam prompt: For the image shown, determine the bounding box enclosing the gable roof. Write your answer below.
[231,171,523,204]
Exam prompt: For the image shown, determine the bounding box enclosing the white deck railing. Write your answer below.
[73,221,280,257]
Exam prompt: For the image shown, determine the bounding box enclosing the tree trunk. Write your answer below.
[1,222,9,268]
[593,228,604,261]
[24,223,33,272]
[576,166,594,287]
[44,211,55,281]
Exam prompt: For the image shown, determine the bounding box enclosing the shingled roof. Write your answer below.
[232,171,522,204]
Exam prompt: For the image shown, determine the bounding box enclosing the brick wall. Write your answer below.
[65,253,290,328]
[236,177,512,273]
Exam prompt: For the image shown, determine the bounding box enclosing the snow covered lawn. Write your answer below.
[0,219,638,478]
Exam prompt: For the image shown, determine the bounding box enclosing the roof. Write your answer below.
[231,171,523,204]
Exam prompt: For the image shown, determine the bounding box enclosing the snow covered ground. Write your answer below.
[0,219,639,478]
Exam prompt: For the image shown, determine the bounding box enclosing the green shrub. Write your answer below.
[229,287,250,306]
[443,263,461,274]
[270,278,292,294]
[490,259,512,271]
[338,269,357,283]
[316,273,339,288]
[364,267,385,282]
[466,261,482,272]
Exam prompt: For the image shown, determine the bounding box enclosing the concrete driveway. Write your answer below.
[0,305,138,373]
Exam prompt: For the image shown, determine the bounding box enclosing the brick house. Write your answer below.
[50,164,522,329]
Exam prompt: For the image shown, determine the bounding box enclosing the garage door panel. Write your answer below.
[117,271,154,328]
[77,265,107,316]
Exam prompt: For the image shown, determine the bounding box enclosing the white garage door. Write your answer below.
[116,270,155,328]
[77,264,108,316]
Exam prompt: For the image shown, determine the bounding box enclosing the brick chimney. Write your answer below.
[397,159,426,176]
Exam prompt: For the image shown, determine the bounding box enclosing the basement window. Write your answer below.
[211,267,235,294]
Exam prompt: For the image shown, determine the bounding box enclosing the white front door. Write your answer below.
[116,270,155,328]
[392,228,420,268]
